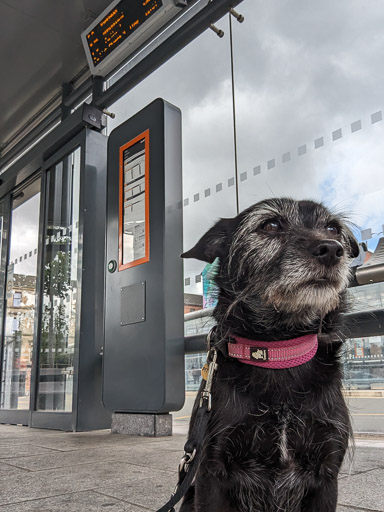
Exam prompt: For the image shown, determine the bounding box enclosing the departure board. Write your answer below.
[85,1,163,67]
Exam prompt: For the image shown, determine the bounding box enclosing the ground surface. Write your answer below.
[0,422,382,511]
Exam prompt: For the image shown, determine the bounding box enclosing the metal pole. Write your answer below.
[229,14,240,215]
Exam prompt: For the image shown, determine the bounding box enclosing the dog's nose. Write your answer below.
[312,240,344,266]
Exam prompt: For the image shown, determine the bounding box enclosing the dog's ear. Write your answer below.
[346,229,360,258]
[181,218,234,263]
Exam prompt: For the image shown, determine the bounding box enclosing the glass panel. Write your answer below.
[185,353,205,392]
[36,148,81,412]
[184,312,214,337]
[344,337,384,390]
[348,283,384,312]
[165,3,384,430]
[119,131,149,270]
[229,2,384,406]
[0,180,41,410]
[0,217,3,262]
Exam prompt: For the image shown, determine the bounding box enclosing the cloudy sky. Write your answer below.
[13,0,384,294]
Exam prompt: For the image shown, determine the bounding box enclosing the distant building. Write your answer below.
[2,274,36,408]
[184,293,203,314]
[7,273,36,355]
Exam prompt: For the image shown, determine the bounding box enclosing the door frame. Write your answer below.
[29,132,85,431]
[0,132,85,430]
[0,118,110,431]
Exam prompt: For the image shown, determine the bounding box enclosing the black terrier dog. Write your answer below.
[180,198,359,512]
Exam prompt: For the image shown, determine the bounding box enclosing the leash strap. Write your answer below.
[156,349,218,512]
[156,405,210,512]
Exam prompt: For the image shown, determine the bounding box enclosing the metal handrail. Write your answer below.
[184,308,384,353]
[184,307,213,321]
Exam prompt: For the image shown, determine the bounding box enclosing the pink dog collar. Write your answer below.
[227,334,318,369]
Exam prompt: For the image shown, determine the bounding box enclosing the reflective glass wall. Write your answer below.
[108,2,384,425]
[230,1,384,393]
[36,148,81,412]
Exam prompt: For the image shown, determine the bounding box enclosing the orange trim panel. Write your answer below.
[118,130,150,271]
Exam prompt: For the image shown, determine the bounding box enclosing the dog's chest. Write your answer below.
[205,408,307,510]
[207,390,346,479]
[205,408,323,512]
[209,403,299,467]
[203,355,349,509]
[279,417,290,464]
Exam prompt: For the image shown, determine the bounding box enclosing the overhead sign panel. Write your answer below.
[82,0,185,76]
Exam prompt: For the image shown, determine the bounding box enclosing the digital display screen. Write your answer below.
[119,130,150,270]
[85,0,163,66]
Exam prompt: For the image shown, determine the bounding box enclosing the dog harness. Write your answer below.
[227,333,318,369]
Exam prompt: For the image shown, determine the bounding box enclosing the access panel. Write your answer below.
[103,98,184,413]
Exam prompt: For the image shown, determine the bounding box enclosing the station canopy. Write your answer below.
[0,0,112,154]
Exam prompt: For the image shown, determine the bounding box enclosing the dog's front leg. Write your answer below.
[193,471,234,512]
[301,478,338,512]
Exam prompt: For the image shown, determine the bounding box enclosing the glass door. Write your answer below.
[0,179,41,413]
[35,147,81,413]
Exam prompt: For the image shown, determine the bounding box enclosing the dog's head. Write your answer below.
[182,198,359,333]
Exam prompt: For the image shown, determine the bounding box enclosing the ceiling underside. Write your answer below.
[0,0,112,150]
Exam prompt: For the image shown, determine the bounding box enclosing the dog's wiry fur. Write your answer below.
[180,198,359,512]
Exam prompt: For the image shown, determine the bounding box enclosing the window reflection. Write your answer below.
[37,148,81,412]
[348,282,384,312]
[344,336,384,390]
[185,353,206,392]
[0,180,41,410]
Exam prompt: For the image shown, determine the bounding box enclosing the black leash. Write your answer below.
[156,348,218,512]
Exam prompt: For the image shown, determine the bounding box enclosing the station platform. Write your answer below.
[0,422,382,511]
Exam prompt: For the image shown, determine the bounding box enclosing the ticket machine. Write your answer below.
[103,99,184,416]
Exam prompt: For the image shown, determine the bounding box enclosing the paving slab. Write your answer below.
[0,425,382,511]
[337,507,382,512]
[0,443,59,459]
[21,431,170,453]
[338,468,384,510]
[0,461,155,507]
[0,490,148,512]
[7,443,183,473]
[98,472,179,511]
[340,446,384,476]
[0,461,28,476]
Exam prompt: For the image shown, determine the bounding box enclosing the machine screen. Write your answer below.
[119,130,149,269]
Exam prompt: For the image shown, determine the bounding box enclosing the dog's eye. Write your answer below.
[326,224,340,235]
[261,220,282,232]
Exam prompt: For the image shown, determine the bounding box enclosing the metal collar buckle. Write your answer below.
[199,348,218,412]
[178,448,197,475]
[171,447,197,499]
